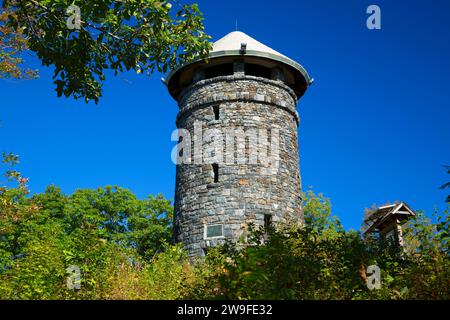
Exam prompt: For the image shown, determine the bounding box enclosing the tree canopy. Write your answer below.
[1,0,211,102]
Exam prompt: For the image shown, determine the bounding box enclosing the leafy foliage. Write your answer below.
[0,154,448,299]
[0,152,177,299]
[185,192,449,300]
[1,0,212,102]
[0,5,38,80]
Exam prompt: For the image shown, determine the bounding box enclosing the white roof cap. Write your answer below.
[212,31,289,59]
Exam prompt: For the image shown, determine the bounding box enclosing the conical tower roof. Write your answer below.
[212,31,288,59]
[166,31,311,100]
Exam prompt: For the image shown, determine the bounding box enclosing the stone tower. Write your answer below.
[166,31,311,256]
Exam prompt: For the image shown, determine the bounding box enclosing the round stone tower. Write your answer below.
[166,31,311,256]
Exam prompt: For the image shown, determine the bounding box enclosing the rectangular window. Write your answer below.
[204,64,233,79]
[245,63,271,78]
[204,224,224,239]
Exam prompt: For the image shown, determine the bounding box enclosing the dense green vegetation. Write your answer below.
[0,153,449,299]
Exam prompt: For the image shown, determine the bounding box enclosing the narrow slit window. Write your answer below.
[264,214,272,233]
[212,163,219,183]
[213,105,220,120]
[178,135,184,157]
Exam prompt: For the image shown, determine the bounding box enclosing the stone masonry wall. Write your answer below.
[174,74,303,256]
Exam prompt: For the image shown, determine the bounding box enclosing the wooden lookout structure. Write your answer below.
[364,202,416,246]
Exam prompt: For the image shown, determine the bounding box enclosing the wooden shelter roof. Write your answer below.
[364,202,416,234]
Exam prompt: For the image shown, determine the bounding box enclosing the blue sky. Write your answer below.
[1,0,449,230]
